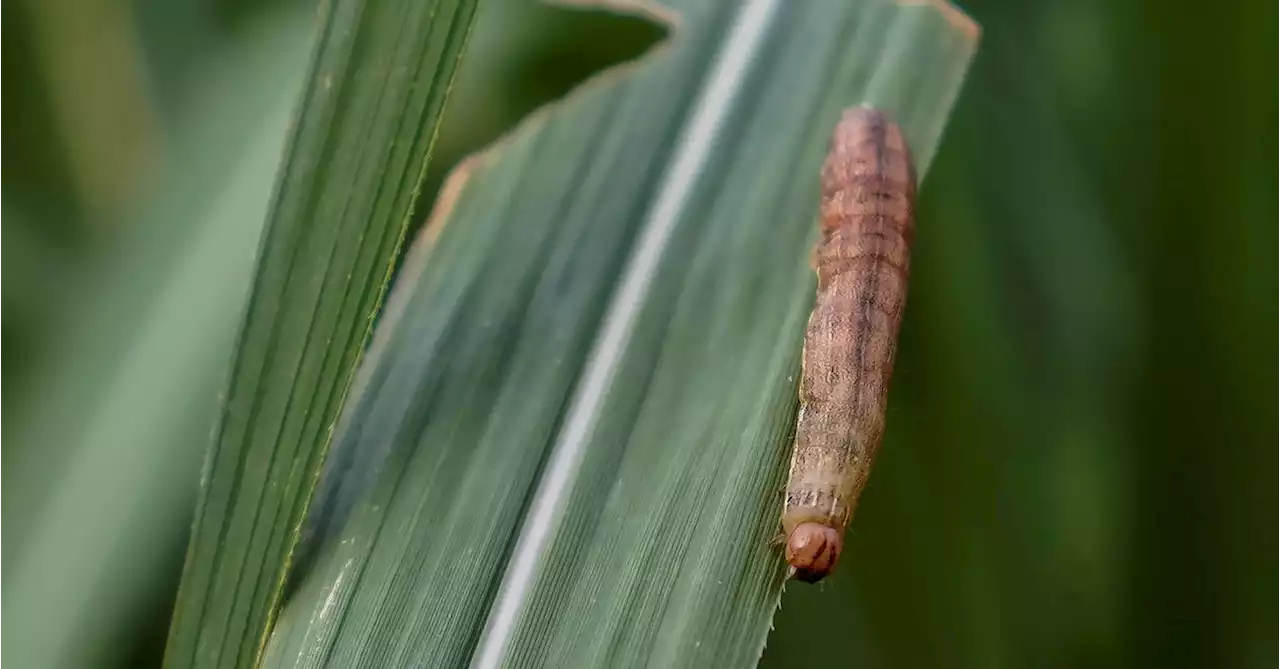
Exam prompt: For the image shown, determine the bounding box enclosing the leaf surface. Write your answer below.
[164,2,481,668]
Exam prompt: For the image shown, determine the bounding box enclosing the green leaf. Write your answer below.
[163,2,482,668]
[265,0,977,666]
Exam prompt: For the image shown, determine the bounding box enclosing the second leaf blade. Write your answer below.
[164,1,481,668]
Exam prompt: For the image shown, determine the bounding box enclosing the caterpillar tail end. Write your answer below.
[784,522,843,584]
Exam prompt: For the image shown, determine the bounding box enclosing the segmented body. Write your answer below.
[782,106,916,583]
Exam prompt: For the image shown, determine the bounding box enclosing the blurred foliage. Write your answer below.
[2,0,1274,668]
[4,5,314,668]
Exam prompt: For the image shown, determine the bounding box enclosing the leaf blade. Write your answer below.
[163,2,481,668]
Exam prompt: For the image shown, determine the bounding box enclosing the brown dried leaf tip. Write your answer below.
[780,106,917,584]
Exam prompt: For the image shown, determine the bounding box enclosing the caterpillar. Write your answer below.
[782,106,917,583]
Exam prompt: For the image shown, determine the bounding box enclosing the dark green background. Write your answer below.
[4,0,1274,667]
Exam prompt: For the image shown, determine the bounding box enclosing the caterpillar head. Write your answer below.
[785,522,843,583]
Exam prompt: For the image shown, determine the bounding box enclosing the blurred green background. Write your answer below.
[3,0,1274,668]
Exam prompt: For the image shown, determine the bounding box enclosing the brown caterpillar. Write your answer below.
[782,106,916,583]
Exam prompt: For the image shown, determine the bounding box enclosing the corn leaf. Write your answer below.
[264,0,978,666]
[163,2,481,668]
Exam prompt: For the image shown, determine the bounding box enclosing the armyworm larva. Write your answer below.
[782,106,917,583]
